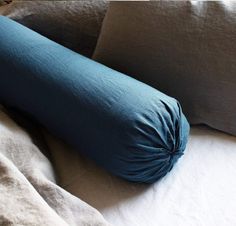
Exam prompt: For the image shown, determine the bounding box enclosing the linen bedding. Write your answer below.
[0,106,111,226]
[1,1,236,225]
[1,106,236,226]
[0,0,108,57]
[46,124,236,226]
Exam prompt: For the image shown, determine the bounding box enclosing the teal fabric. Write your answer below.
[0,16,189,183]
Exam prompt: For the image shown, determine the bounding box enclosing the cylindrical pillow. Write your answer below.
[0,16,189,183]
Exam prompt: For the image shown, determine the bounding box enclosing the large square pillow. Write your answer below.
[0,0,108,57]
[93,1,236,135]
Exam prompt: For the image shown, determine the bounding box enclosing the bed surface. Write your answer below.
[1,106,236,226]
[47,126,236,226]
[1,2,236,225]
[0,107,236,225]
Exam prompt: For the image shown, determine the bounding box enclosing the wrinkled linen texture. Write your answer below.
[93,1,236,135]
[0,106,111,226]
[0,0,108,56]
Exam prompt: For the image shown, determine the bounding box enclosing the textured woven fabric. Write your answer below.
[93,1,236,135]
[0,0,108,56]
[0,16,189,183]
[0,107,111,226]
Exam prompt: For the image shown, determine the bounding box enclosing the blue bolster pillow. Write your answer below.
[0,16,189,183]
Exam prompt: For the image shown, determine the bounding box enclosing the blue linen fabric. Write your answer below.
[0,16,189,183]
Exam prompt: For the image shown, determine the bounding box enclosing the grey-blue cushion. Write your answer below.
[0,16,189,183]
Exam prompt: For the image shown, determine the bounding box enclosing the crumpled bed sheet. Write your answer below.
[0,107,111,226]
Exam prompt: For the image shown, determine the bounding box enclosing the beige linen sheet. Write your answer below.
[0,106,111,226]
